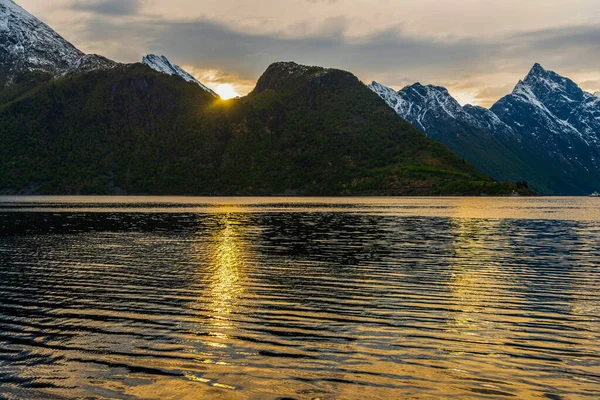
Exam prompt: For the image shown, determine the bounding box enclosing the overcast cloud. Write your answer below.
[19,0,600,106]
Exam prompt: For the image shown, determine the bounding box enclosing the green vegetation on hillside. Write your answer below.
[0,63,534,195]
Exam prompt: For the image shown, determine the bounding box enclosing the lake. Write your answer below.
[0,197,598,399]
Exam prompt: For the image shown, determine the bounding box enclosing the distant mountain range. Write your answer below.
[0,0,527,196]
[370,64,600,195]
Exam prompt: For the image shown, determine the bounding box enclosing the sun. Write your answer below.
[214,84,240,100]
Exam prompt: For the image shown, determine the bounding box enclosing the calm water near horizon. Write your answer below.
[0,197,599,399]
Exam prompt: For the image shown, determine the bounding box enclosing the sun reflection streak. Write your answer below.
[446,199,511,333]
[182,211,251,391]
[206,212,248,338]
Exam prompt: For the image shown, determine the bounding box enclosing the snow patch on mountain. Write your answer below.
[493,64,600,147]
[371,63,600,194]
[371,64,600,150]
[368,81,411,117]
[369,80,516,137]
[0,0,82,72]
[142,54,217,97]
[0,0,117,78]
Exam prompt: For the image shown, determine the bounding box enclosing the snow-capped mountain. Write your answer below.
[491,64,600,180]
[370,64,600,194]
[368,80,529,184]
[0,0,117,79]
[368,82,464,133]
[142,54,217,97]
[368,81,515,139]
[492,64,599,145]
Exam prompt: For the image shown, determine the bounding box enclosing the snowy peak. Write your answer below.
[368,81,410,116]
[0,0,117,78]
[369,80,492,134]
[514,63,586,114]
[370,65,600,194]
[398,83,465,120]
[371,80,520,142]
[0,0,83,73]
[495,63,598,141]
[368,81,397,100]
[522,63,572,89]
[141,54,217,97]
[142,55,191,81]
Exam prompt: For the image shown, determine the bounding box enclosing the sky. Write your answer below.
[19,0,600,106]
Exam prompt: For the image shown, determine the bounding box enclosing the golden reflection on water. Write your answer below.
[446,199,507,330]
[186,211,249,393]
[4,199,599,399]
[448,217,505,331]
[208,213,246,324]
[443,202,520,386]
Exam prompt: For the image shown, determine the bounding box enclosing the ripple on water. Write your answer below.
[0,197,599,399]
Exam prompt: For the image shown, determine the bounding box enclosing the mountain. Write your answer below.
[492,64,599,143]
[0,0,117,83]
[225,61,528,195]
[368,81,533,187]
[371,64,600,195]
[142,54,217,97]
[368,81,515,139]
[594,92,600,98]
[0,1,531,196]
[490,64,600,194]
[0,60,529,195]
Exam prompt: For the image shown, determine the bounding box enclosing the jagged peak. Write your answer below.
[370,80,467,123]
[518,63,576,94]
[0,0,75,47]
[142,54,185,75]
[368,81,397,95]
[369,80,388,89]
[508,63,588,118]
[407,82,451,96]
[401,82,451,96]
[399,83,458,111]
[0,0,120,78]
[528,62,546,75]
[141,54,217,97]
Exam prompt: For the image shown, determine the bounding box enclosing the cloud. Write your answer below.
[70,0,144,16]
[76,16,494,79]
[304,0,340,3]
[472,85,516,108]
[68,12,600,104]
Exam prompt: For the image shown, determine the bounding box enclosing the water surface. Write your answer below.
[0,197,599,399]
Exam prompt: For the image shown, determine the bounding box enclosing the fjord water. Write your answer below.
[0,197,599,399]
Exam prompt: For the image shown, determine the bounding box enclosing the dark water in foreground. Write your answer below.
[0,197,599,399]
